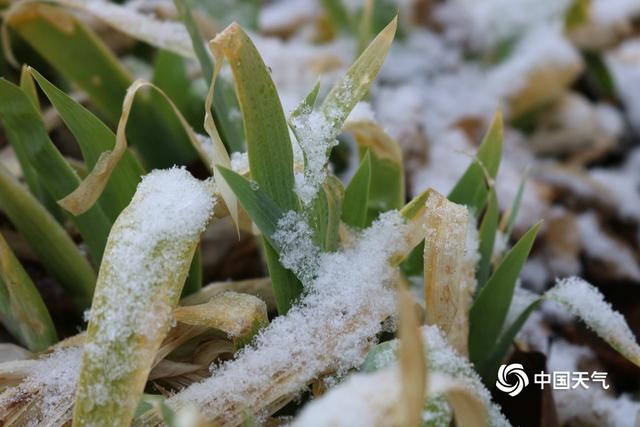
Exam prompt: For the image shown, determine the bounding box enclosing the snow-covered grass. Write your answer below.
[0,1,639,426]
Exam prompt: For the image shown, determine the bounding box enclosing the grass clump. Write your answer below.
[0,1,638,427]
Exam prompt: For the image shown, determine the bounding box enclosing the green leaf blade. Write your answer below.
[476,188,499,288]
[30,68,144,220]
[0,232,57,352]
[468,221,542,369]
[0,163,96,308]
[214,24,297,212]
[342,150,371,228]
[448,112,503,215]
[10,4,199,169]
[217,166,303,314]
[0,78,112,265]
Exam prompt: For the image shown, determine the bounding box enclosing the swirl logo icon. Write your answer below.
[496,363,529,396]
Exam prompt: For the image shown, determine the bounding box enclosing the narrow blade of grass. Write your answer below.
[217,166,304,314]
[448,112,503,215]
[0,78,112,265]
[19,64,39,109]
[8,3,198,168]
[468,221,542,370]
[478,298,542,384]
[502,169,528,239]
[345,119,404,224]
[210,23,297,212]
[308,174,344,251]
[172,0,245,153]
[290,81,320,123]
[481,276,640,382]
[0,232,57,352]
[0,163,96,309]
[263,242,304,315]
[7,3,129,122]
[30,68,144,220]
[216,167,284,250]
[210,23,302,313]
[57,80,205,217]
[321,17,397,138]
[152,50,205,132]
[16,66,65,221]
[182,248,203,297]
[476,188,499,288]
[397,286,426,427]
[342,150,371,229]
[546,277,640,368]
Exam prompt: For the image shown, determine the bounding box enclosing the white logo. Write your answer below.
[496,363,529,396]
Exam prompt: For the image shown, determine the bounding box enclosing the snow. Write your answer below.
[546,277,640,366]
[436,0,572,49]
[168,211,410,422]
[291,325,511,427]
[230,151,249,173]
[375,20,579,232]
[589,148,640,222]
[290,367,403,427]
[290,109,339,205]
[346,101,376,122]
[59,0,194,57]
[254,35,352,114]
[577,213,640,280]
[258,0,319,33]
[591,0,640,26]
[607,39,640,132]
[80,168,215,408]
[0,347,82,424]
[272,210,321,285]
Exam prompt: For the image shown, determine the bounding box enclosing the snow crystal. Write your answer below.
[547,277,640,366]
[291,109,339,205]
[168,211,409,422]
[0,347,82,424]
[272,210,320,285]
[230,151,249,173]
[80,168,215,407]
